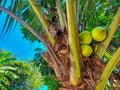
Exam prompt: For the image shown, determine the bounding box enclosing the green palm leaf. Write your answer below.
[0,75,10,85]
[0,84,7,90]
[0,70,19,79]
[0,66,17,71]
[0,0,26,39]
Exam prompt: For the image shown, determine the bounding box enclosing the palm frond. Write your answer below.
[0,75,10,85]
[0,58,16,67]
[0,0,45,42]
[0,0,26,39]
[96,47,120,90]
[0,84,7,90]
[0,70,19,79]
[0,65,18,88]
[0,0,7,14]
[0,66,17,71]
[56,0,66,31]
[66,0,82,86]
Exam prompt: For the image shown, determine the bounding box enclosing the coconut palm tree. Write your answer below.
[0,51,18,90]
[0,50,43,90]
[0,0,120,90]
[0,66,19,90]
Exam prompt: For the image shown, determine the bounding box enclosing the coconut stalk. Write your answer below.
[66,0,82,86]
[56,0,66,31]
[29,0,55,44]
[75,0,78,17]
[95,7,120,59]
[96,47,120,90]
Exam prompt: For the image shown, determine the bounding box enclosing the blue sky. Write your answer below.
[0,17,45,60]
[0,1,45,60]
[0,1,48,90]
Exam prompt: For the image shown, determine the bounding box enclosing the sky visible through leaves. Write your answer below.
[0,0,45,60]
[0,1,47,90]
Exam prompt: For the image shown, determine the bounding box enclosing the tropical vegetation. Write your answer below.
[0,49,42,90]
[0,0,120,90]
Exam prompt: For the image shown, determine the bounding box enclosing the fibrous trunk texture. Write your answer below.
[43,27,105,90]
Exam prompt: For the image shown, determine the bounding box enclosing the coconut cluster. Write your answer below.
[79,27,106,57]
